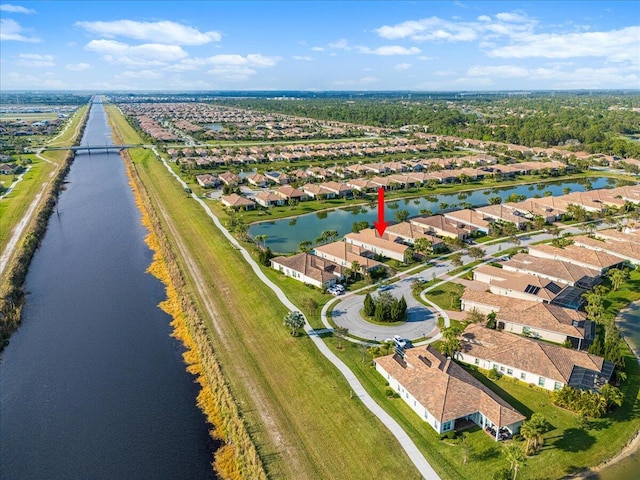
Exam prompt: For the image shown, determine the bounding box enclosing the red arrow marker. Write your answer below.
[373,187,389,236]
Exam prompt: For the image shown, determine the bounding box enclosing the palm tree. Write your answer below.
[254,234,268,249]
[298,239,312,252]
[283,311,305,337]
[503,442,526,480]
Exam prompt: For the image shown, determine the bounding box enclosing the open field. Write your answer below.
[106,105,423,479]
[0,112,59,122]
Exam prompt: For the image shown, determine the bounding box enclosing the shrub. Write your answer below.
[487,368,501,380]
[446,431,457,440]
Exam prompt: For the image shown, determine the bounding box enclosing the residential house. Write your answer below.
[475,204,531,230]
[220,193,255,210]
[265,171,290,185]
[254,191,286,207]
[344,229,408,262]
[527,244,625,274]
[320,181,352,198]
[246,172,267,188]
[384,222,444,251]
[461,289,594,349]
[410,215,471,240]
[195,173,219,188]
[301,183,335,199]
[274,185,308,202]
[473,264,562,303]
[458,324,614,392]
[443,209,492,235]
[218,172,241,187]
[312,241,385,272]
[502,253,600,289]
[375,346,525,439]
[271,253,344,288]
[572,235,640,266]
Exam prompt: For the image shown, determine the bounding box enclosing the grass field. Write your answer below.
[106,105,424,479]
[0,112,59,122]
[424,282,466,311]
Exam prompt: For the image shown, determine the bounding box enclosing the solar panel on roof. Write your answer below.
[524,284,541,295]
[545,282,563,294]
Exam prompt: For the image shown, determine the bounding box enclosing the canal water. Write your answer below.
[249,176,616,253]
[0,102,215,479]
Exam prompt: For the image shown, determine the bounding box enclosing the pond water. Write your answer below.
[249,177,615,253]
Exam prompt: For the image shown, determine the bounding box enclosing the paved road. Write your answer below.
[155,150,441,480]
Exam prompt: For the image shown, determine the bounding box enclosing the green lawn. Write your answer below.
[108,105,424,479]
[424,282,466,311]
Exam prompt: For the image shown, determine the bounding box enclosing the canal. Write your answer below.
[249,176,616,253]
[0,102,215,479]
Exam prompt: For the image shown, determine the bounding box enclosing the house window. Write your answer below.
[538,377,546,387]
[554,382,562,390]
[493,364,499,370]
[500,366,505,372]
[520,372,526,380]
[523,327,531,336]
[507,368,513,375]
[442,421,452,432]
[474,358,480,365]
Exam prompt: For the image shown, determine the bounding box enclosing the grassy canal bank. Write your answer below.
[107,104,640,479]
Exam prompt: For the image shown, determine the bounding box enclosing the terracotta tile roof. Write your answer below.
[528,244,624,271]
[410,215,469,236]
[572,235,640,263]
[596,228,640,245]
[460,324,608,385]
[312,241,383,270]
[474,264,559,302]
[461,290,587,338]
[503,253,600,286]
[385,222,444,246]
[344,229,408,254]
[220,193,254,207]
[376,346,525,427]
[271,253,343,284]
[443,209,492,230]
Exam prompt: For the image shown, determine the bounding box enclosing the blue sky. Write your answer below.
[1,1,638,91]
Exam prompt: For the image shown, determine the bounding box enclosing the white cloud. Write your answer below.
[375,13,536,42]
[173,53,281,81]
[495,12,530,23]
[489,26,640,63]
[0,18,39,42]
[467,65,530,77]
[357,45,421,56]
[0,4,35,14]
[311,46,324,52]
[395,62,411,71]
[66,62,91,71]
[3,72,66,88]
[75,20,221,45]
[292,55,312,61]
[85,39,188,65]
[328,38,350,50]
[418,55,437,61]
[434,69,456,76]
[16,53,54,67]
[117,70,162,80]
[463,63,640,88]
